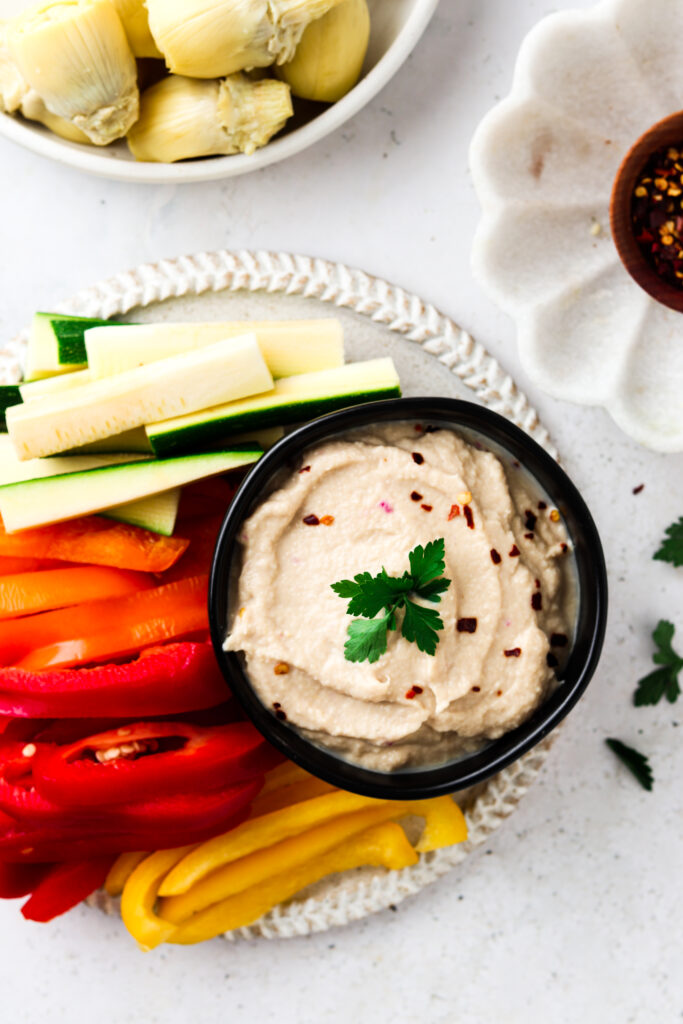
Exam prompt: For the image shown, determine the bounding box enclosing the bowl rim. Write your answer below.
[610,109,683,314]
[0,0,440,183]
[208,397,608,799]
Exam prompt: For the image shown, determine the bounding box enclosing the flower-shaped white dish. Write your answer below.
[0,0,438,183]
[470,0,683,453]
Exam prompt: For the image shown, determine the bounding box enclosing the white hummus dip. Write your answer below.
[225,424,573,770]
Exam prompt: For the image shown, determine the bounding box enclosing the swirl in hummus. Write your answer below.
[225,424,574,771]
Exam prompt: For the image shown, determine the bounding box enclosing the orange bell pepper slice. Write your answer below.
[0,566,151,620]
[4,575,209,670]
[0,557,65,574]
[0,515,189,573]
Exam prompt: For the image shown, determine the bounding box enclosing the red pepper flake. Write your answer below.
[538,501,547,510]
[421,504,433,512]
[405,685,424,700]
[490,548,502,564]
[274,663,290,675]
[471,686,481,692]
[504,648,522,658]
[412,452,424,465]
[299,465,311,474]
[531,592,543,611]
[448,504,461,520]
[411,491,423,502]
[275,709,287,721]
[457,618,477,633]
[551,632,568,647]
[524,532,535,541]
[273,702,281,708]
[302,514,320,526]
[632,484,645,495]
[547,652,559,668]
[534,579,541,589]
[560,542,569,554]
[633,145,683,287]
[464,505,475,530]
[509,545,520,557]
[524,510,537,531]
[496,690,503,697]
[320,515,335,526]
[414,424,423,432]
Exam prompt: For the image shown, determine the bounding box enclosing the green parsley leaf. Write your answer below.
[408,538,446,590]
[605,738,654,791]
[634,620,683,706]
[401,599,445,656]
[654,516,683,568]
[331,539,452,664]
[344,614,391,664]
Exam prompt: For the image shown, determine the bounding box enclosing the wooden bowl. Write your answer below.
[610,110,683,314]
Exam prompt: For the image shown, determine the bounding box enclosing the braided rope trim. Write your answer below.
[4,249,559,938]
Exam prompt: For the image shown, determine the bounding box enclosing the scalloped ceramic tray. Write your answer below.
[470,0,683,453]
[1,250,558,941]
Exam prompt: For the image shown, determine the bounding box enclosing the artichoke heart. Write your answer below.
[0,23,27,113]
[7,0,139,146]
[20,90,92,144]
[277,0,370,103]
[145,0,343,79]
[111,0,163,60]
[127,73,293,163]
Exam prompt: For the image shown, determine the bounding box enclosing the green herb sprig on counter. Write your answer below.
[634,620,682,707]
[605,739,654,792]
[654,516,683,568]
[331,538,451,664]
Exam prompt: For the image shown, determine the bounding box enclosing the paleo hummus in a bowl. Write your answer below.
[209,399,607,799]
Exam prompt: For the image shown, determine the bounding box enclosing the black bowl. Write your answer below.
[209,398,607,799]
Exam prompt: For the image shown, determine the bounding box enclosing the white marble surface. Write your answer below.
[0,1,681,1020]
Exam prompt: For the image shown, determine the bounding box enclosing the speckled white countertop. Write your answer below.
[0,1,681,1020]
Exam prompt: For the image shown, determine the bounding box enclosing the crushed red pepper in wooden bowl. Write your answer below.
[632,145,683,287]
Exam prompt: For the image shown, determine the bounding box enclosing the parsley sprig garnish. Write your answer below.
[634,620,682,706]
[654,516,683,568]
[605,739,654,792]
[331,538,451,664]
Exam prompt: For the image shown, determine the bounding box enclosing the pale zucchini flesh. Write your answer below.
[145,358,401,457]
[7,332,274,460]
[103,487,181,536]
[23,313,109,380]
[0,434,150,485]
[85,319,344,380]
[0,449,262,533]
[19,369,92,402]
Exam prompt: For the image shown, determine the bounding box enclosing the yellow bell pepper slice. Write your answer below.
[158,790,388,897]
[410,798,468,852]
[259,761,312,794]
[104,851,148,897]
[165,822,419,945]
[248,776,336,818]
[120,845,197,952]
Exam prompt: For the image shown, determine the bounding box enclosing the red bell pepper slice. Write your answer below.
[0,861,52,898]
[33,721,281,808]
[0,776,262,835]
[0,642,229,719]
[20,859,113,922]
[0,740,44,782]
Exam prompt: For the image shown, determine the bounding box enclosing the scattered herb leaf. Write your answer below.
[654,516,683,568]
[332,539,451,664]
[605,738,654,791]
[634,620,682,706]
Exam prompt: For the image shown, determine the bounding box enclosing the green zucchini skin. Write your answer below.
[147,386,402,457]
[0,386,22,431]
[38,314,113,365]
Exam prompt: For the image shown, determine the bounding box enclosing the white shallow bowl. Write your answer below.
[2,248,561,940]
[0,0,439,182]
[470,0,683,453]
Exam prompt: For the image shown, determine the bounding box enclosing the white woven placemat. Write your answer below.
[2,249,559,940]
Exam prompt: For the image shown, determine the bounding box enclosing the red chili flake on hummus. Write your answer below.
[504,648,522,658]
[411,491,423,502]
[546,652,559,668]
[538,501,547,510]
[405,685,424,700]
[274,662,290,675]
[448,504,460,520]
[490,548,502,564]
[464,505,475,530]
[535,579,541,589]
[524,510,537,532]
[632,484,645,495]
[471,686,481,692]
[421,504,433,512]
[457,618,477,633]
[412,452,424,465]
[320,515,335,526]
[275,709,287,721]
[524,532,535,540]
[302,514,320,526]
[299,465,311,474]
[550,632,568,647]
[531,593,543,611]
[509,545,520,557]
